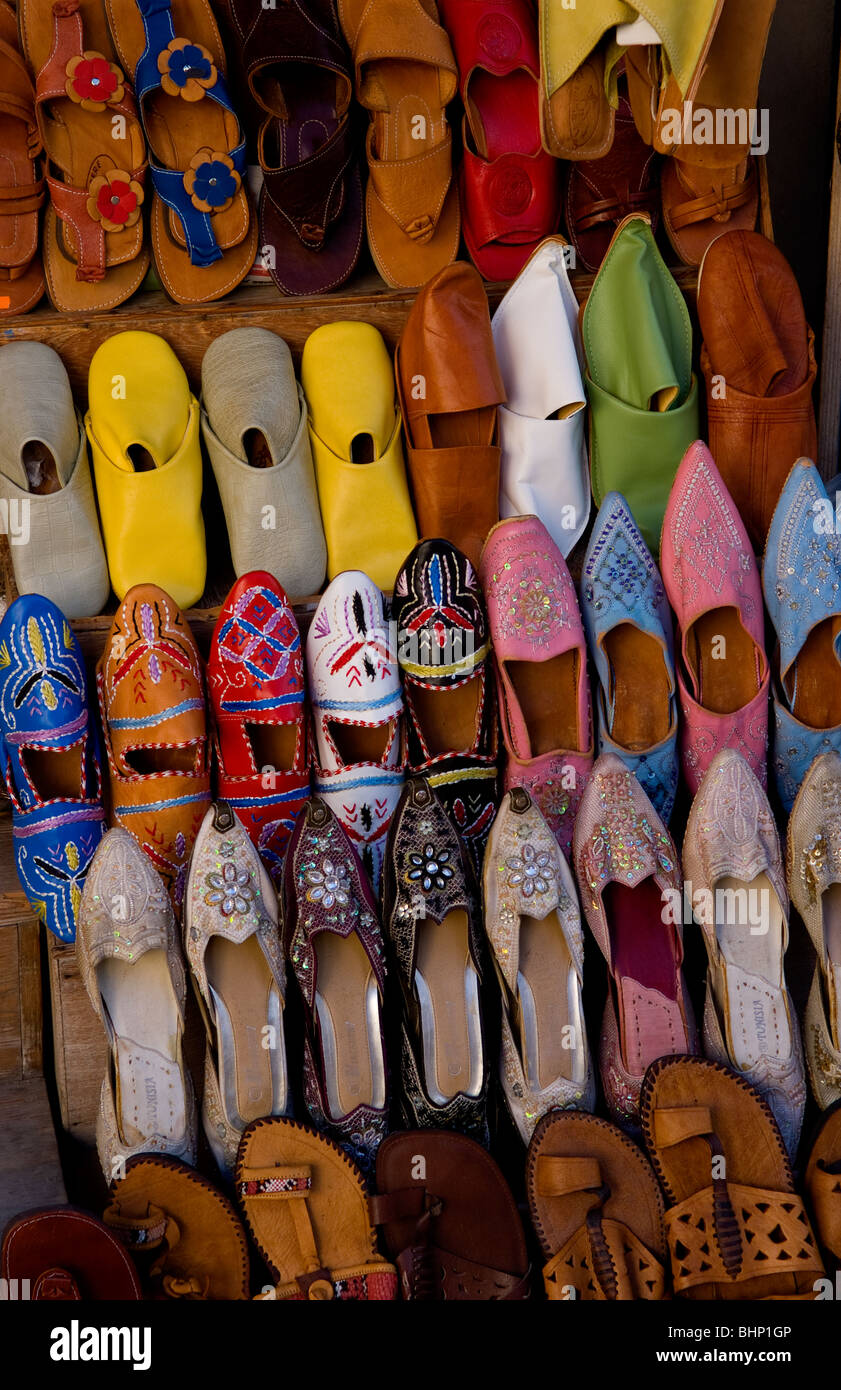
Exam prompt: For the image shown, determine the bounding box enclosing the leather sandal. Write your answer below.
[623,0,724,151]
[237,1116,398,1301]
[526,1110,667,1300]
[227,0,363,297]
[339,0,460,290]
[698,230,818,551]
[439,0,559,281]
[657,0,777,266]
[565,85,660,272]
[372,1130,531,1299]
[105,0,256,304]
[395,261,504,568]
[0,0,45,314]
[2,1207,141,1300]
[20,0,149,312]
[104,1154,250,1299]
[641,1055,825,1299]
[805,1103,841,1271]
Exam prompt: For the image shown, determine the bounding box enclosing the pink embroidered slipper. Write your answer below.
[479,514,592,857]
[573,752,697,1131]
[660,441,769,794]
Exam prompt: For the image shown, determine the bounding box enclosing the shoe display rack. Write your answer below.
[0,165,774,1229]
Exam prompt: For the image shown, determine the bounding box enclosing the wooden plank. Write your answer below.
[47,933,107,1142]
[0,1077,66,1227]
[18,917,43,1077]
[819,53,841,479]
[0,923,20,1078]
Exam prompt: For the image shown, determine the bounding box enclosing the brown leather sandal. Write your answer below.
[237,1117,398,1301]
[641,1055,825,1300]
[372,1130,531,1300]
[526,1110,667,1300]
[103,1155,250,1300]
[0,0,45,315]
[20,0,149,312]
[806,1102,841,1272]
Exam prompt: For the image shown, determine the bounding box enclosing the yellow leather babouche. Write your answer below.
[85,330,206,610]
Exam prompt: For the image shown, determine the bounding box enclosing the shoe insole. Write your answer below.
[605,877,685,1074]
[516,911,584,1091]
[786,616,841,730]
[686,606,760,714]
[99,951,186,1148]
[603,623,671,752]
[206,931,285,1127]
[314,928,386,1119]
[715,872,790,1069]
[415,908,483,1104]
[410,675,482,757]
[123,743,200,775]
[242,428,274,469]
[247,721,299,774]
[22,745,83,800]
[504,652,581,756]
[20,441,61,494]
[328,717,395,766]
[256,68,340,164]
[822,882,841,1049]
[467,68,537,160]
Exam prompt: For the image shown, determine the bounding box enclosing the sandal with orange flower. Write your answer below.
[105,0,256,305]
[19,0,149,312]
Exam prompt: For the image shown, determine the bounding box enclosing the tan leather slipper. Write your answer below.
[806,1103,841,1271]
[526,1109,667,1300]
[236,1117,398,1301]
[103,1154,250,1299]
[641,1056,824,1300]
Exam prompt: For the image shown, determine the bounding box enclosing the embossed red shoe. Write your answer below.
[207,572,309,883]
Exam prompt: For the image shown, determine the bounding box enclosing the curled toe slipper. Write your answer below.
[105,0,256,304]
[339,0,460,289]
[85,331,206,610]
[104,1155,250,1299]
[806,1103,841,1270]
[0,0,45,314]
[641,1055,824,1300]
[20,0,149,312]
[372,1130,530,1299]
[237,1116,398,1300]
[201,328,326,596]
[0,341,109,617]
[526,1110,667,1300]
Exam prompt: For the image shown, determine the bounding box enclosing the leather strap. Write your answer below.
[368,1187,429,1225]
[397,1241,529,1300]
[668,168,755,231]
[366,125,453,241]
[665,1183,824,1294]
[534,1155,603,1198]
[575,188,659,233]
[33,1267,81,1300]
[0,181,45,216]
[102,1199,175,1253]
[260,112,354,249]
[808,1161,841,1261]
[652,1105,714,1148]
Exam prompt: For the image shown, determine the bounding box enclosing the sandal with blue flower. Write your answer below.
[105,0,256,304]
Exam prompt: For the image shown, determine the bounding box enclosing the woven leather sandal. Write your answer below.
[237,1116,398,1301]
[805,1103,841,1272]
[641,1055,825,1300]
[526,1110,667,1300]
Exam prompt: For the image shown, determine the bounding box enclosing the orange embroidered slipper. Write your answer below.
[19,0,149,312]
[105,0,257,305]
[0,0,45,315]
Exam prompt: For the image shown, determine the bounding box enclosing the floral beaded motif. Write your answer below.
[305,858,350,910]
[204,860,255,916]
[577,768,677,907]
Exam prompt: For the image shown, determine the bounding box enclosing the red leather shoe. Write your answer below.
[439,0,560,281]
[207,572,309,882]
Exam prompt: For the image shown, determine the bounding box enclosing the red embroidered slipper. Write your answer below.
[207,572,309,884]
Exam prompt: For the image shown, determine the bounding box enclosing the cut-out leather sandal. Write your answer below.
[20,0,149,312]
[641,1055,825,1300]
[805,1102,841,1271]
[372,1129,531,1300]
[526,1110,667,1300]
[228,0,362,297]
[0,0,45,314]
[104,1154,250,1299]
[339,0,460,289]
[237,1116,398,1301]
[106,0,256,304]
